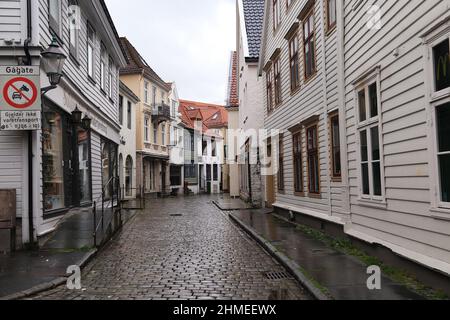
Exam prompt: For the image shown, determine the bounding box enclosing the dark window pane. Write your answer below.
[358,90,366,122]
[440,154,450,202]
[437,103,450,152]
[373,162,382,196]
[369,83,378,118]
[362,163,370,195]
[371,126,380,161]
[433,39,450,92]
[360,130,368,162]
[331,116,341,177]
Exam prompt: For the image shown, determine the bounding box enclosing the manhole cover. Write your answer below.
[264,271,292,280]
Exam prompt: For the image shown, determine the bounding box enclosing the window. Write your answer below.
[48,0,61,36]
[213,164,218,181]
[303,10,316,80]
[293,131,303,193]
[127,101,132,129]
[144,82,149,104]
[273,0,281,31]
[153,124,158,144]
[274,56,282,106]
[266,67,274,113]
[172,100,177,117]
[152,86,157,106]
[307,125,320,194]
[68,1,79,57]
[433,39,450,92]
[212,138,217,157]
[437,103,450,203]
[87,23,95,79]
[289,32,300,92]
[170,166,182,186]
[330,113,341,179]
[202,140,208,156]
[119,95,123,125]
[100,43,107,91]
[144,117,149,142]
[125,156,133,197]
[161,124,166,145]
[278,135,285,191]
[357,80,383,199]
[326,0,336,31]
[109,57,114,98]
[161,92,165,105]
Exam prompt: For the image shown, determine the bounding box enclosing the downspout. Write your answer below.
[336,0,351,219]
[25,0,36,247]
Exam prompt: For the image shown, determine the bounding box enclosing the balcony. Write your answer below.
[152,104,171,125]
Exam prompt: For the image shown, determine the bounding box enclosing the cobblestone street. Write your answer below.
[29,196,310,300]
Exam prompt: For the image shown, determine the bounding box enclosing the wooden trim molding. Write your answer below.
[301,114,320,127]
[298,0,316,21]
[284,22,300,40]
[270,48,282,61]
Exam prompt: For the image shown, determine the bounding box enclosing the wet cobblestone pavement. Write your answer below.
[28,195,311,300]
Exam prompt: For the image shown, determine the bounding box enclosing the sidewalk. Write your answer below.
[0,206,137,300]
[227,207,426,300]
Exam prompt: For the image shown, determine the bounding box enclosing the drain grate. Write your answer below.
[264,271,292,280]
[170,214,183,217]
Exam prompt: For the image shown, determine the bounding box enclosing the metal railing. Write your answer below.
[92,176,122,248]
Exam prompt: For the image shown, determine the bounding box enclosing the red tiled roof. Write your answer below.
[179,100,228,133]
[226,51,239,108]
[119,37,171,91]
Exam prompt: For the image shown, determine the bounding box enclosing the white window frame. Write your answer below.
[48,0,61,36]
[422,17,450,214]
[100,43,107,91]
[144,81,149,105]
[144,117,150,143]
[108,56,114,98]
[87,22,95,79]
[354,67,386,204]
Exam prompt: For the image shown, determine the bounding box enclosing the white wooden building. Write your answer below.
[0,0,126,249]
[258,0,450,287]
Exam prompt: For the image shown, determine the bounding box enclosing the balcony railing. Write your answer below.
[152,104,171,124]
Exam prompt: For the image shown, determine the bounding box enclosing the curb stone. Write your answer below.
[228,212,331,301]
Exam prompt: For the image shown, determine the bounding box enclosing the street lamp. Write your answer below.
[82,114,92,131]
[41,37,67,94]
[71,106,82,125]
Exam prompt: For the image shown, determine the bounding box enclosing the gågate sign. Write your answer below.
[0,66,41,131]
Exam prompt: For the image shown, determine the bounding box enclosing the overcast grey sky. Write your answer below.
[106,0,236,105]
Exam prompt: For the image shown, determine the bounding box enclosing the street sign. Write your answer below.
[0,111,41,131]
[0,66,41,130]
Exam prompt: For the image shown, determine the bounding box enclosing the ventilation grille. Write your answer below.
[264,271,292,280]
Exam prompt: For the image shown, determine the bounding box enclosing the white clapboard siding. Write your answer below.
[38,0,119,125]
[261,0,341,217]
[344,0,450,264]
[0,0,26,45]
[0,131,25,218]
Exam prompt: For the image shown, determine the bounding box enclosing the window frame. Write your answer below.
[118,95,123,126]
[144,117,150,143]
[68,0,79,59]
[277,134,285,192]
[127,101,132,130]
[423,23,450,212]
[329,111,342,180]
[273,55,282,107]
[306,123,320,196]
[48,0,62,38]
[289,31,301,93]
[292,130,304,194]
[354,69,386,203]
[325,0,337,33]
[266,65,274,114]
[86,22,95,80]
[302,8,317,81]
[100,43,107,92]
[108,56,115,99]
[273,0,281,32]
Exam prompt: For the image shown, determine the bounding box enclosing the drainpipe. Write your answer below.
[25,0,36,247]
[336,0,351,219]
